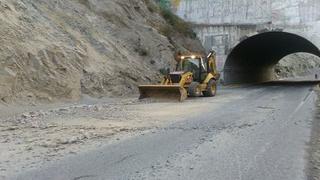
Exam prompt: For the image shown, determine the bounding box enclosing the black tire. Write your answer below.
[188,82,201,97]
[203,79,217,97]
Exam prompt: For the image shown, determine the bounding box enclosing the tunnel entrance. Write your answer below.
[224,31,320,84]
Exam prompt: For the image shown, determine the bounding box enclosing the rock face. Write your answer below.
[0,0,204,103]
[275,53,320,79]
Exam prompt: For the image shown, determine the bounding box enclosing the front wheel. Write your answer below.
[203,79,217,97]
[188,82,201,97]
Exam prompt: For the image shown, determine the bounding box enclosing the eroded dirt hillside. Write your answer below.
[0,0,204,103]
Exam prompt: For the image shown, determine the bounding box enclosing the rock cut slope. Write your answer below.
[274,53,320,79]
[0,0,203,103]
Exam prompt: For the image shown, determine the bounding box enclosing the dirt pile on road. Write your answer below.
[0,0,204,103]
[274,53,320,79]
[0,94,233,177]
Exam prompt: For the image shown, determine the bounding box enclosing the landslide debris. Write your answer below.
[0,0,204,103]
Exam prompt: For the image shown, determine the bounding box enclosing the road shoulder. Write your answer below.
[308,86,320,180]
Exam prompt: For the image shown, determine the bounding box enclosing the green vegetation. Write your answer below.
[139,48,149,56]
[159,8,197,39]
[144,0,159,13]
[159,67,170,75]
[157,0,171,9]
[143,0,196,39]
[135,47,149,56]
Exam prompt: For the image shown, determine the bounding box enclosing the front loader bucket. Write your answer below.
[139,85,188,102]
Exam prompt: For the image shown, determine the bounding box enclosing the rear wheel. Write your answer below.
[188,82,201,97]
[203,79,217,97]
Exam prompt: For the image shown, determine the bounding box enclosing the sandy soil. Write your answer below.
[0,0,204,104]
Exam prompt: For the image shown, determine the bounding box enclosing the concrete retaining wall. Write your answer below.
[174,0,320,72]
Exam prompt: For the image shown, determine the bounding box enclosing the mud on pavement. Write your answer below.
[0,98,150,178]
[0,94,235,179]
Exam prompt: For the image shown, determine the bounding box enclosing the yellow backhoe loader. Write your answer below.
[139,50,220,101]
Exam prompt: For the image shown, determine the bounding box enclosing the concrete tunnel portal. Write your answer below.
[224,31,320,84]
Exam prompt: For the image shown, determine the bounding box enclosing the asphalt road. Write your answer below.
[13,82,318,180]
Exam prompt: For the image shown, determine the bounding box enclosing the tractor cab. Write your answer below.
[176,55,209,82]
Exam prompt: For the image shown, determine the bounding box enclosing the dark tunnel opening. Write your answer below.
[224,31,320,84]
